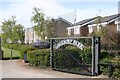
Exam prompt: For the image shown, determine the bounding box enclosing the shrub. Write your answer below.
[100,62,120,79]
[2,43,37,59]
[112,68,120,79]
[100,52,120,79]
[1,43,8,48]
[99,52,110,60]
[2,43,22,50]
[19,45,37,59]
[27,49,50,68]
[80,47,92,64]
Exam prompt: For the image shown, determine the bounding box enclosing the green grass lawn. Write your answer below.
[2,47,20,59]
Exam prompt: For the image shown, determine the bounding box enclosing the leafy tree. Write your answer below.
[31,7,45,41]
[1,16,16,43]
[45,17,56,41]
[12,24,25,44]
[1,16,25,44]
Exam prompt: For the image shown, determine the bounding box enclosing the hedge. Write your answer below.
[1,43,22,50]
[1,43,37,59]
[27,49,50,68]
[19,45,37,59]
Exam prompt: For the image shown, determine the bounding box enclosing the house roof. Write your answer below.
[89,14,120,25]
[55,17,74,26]
[75,17,99,26]
[101,14,120,22]
[67,13,120,28]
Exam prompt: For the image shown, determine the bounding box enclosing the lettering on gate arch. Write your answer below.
[55,39,85,50]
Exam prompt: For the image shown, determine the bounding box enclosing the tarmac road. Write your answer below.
[0,59,109,78]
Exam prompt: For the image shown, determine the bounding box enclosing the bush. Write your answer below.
[27,49,50,68]
[1,43,22,50]
[100,52,120,79]
[2,43,37,59]
[112,68,120,79]
[80,47,92,64]
[100,63,120,79]
[19,45,37,59]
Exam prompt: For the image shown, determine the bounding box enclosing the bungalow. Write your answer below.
[67,14,120,37]
[67,17,99,37]
[88,14,120,33]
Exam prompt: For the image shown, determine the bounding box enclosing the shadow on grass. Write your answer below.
[3,57,20,60]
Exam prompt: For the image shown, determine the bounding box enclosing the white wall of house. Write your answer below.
[88,26,93,33]
[67,29,72,35]
[115,20,120,31]
[67,25,80,36]
[74,26,80,35]
[88,19,120,34]
[67,26,74,36]
[25,28,39,44]
[117,24,120,31]
[88,22,107,33]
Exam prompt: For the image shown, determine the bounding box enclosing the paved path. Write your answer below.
[0,59,109,78]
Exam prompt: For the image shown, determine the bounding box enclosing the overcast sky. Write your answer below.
[0,0,119,28]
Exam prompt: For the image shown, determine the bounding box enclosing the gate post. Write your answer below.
[50,39,53,69]
[0,37,4,60]
[92,37,100,76]
[92,37,95,75]
[95,37,100,75]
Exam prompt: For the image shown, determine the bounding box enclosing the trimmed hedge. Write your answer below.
[1,43,37,59]
[27,49,50,68]
[19,45,37,59]
[2,43,22,50]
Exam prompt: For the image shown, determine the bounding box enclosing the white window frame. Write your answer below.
[88,26,93,33]
[68,29,72,35]
[117,24,120,31]
[74,27,80,35]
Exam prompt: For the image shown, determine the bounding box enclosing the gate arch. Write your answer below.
[55,39,85,50]
[50,37,100,76]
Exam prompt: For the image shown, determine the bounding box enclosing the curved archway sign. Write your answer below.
[51,37,100,76]
[55,39,85,50]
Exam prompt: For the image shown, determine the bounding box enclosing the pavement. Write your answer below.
[0,59,109,78]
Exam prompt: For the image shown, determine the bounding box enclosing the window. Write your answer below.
[74,27,80,34]
[117,24,120,31]
[97,25,102,31]
[68,29,71,35]
[89,26,93,33]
